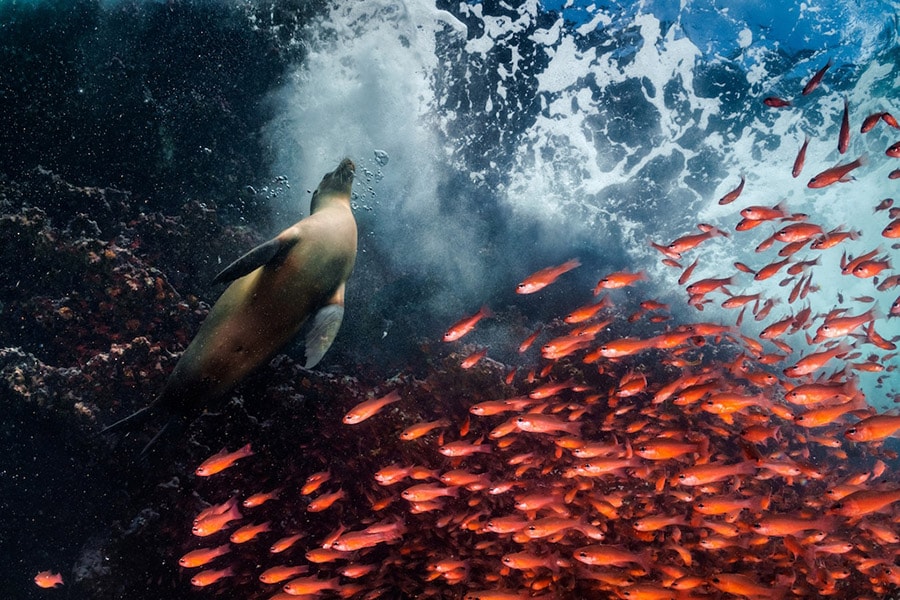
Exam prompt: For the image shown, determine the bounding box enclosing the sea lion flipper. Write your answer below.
[212,234,298,285]
[304,304,344,368]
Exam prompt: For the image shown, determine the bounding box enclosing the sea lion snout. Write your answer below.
[320,158,355,190]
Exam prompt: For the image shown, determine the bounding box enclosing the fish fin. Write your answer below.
[304,304,345,368]
[212,233,299,285]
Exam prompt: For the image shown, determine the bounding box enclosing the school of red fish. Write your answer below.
[164,60,900,600]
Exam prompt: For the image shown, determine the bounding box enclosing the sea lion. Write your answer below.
[103,158,358,449]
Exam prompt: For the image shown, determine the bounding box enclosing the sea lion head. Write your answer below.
[310,158,355,213]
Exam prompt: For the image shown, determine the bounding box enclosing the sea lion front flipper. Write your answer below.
[212,233,299,285]
[304,304,344,368]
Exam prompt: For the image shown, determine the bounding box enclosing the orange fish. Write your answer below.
[831,488,900,517]
[307,489,345,512]
[34,570,64,589]
[783,345,850,377]
[564,299,611,324]
[343,390,401,424]
[887,141,900,158]
[862,111,885,132]
[813,309,875,342]
[851,257,891,278]
[807,154,867,188]
[195,443,254,477]
[230,521,271,544]
[676,461,756,486]
[752,515,835,537]
[709,573,786,598]
[515,414,580,436]
[443,306,492,342]
[282,575,341,596]
[516,259,581,294]
[400,418,450,441]
[718,175,745,205]
[573,544,650,571]
[259,565,308,584]
[517,327,542,352]
[190,566,235,587]
[439,440,492,457]
[883,219,900,238]
[243,488,281,508]
[401,483,459,502]
[269,533,303,554]
[179,544,231,568]
[192,499,242,537]
[594,270,647,292]
[301,471,331,495]
[460,347,489,369]
[845,414,900,442]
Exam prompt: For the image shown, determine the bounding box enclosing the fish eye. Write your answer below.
[712,577,720,584]
[579,551,587,557]
[638,446,647,452]
[846,428,856,434]
[678,474,686,479]
[696,502,705,508]
[832,503,843,510]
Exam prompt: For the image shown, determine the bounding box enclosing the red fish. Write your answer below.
[195,443,254,477]
[343,390,401,424]
[259,565,308,584]
[783,345,850,377]
[594,270,647,291]
[190,566,234,587]
[179,544,231,568]
[807,155,867,188]
[718,175,745,205]
[34,571,64,589]
[887,141,900,158]
[460,347,488,369]
[443,306,492,342]
[845,414,900,442]
[838,97,850,154]
[802,58,832,95]
[307,489,345,512]
[516,259,581,294]
[400,418,450,441]
[763,96,791,108]
[861,112,885,133]
[792,135,810,177]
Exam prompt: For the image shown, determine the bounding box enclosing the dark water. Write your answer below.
[2,0,900,598]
